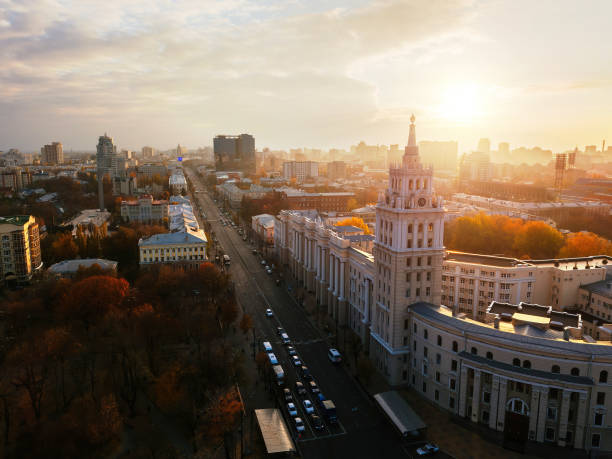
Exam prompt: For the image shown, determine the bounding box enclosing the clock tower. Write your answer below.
[370,115,445,385]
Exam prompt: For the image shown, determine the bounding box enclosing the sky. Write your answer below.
[1,0,611,154]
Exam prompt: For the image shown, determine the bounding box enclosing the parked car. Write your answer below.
[260,260,267,265]
[300,366,312,380]
[302,399,314,414]
[265,308,273,317]
[292,355,302,366]
[276,327,285,336]
[287,402,298,417]
[294,417,305,433]
[416,443,440,456]
[295,381,306,395]
[316,393,326,408]
[310,414,324,430]
[283,388,293,402]
[281,333,291,344]
[267,353,278,365]
[308,380,320,394]
[287,346,297,356]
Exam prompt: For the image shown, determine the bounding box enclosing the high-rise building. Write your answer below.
[41,142,64,165]
[0,215,42,283]
[477,138,491,153]
[96,134,118,211]
[458,151,492,184]
[282,161,318,182]
[370,115,445,384]
[214,134,256,174]
[498,142,510,156]
[327,161,347,180]
[418,141,458,172]
[142,146,154,158]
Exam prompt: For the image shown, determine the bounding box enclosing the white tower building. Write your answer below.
[370,115,445,385]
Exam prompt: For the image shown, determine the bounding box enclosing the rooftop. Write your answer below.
[581,278,612,298]
[48,258,118,274]
[139,227,207,246]
[527,255,612,270]
[0,215,32,226]
[333,225,363,233]
[445,250,528,268]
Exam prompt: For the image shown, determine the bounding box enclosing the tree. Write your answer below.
[346,198,359,211]
[203,388,242,440]
[50,233,78,262]
[513,221,564,259]
[61,275,130,329]
[334,217,372,235]
[558,232,612,258]
[219,299,239,330]
[239,314,253,334]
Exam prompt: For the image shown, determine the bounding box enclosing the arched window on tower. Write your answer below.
[416,179,421,189]
[418,223,423,233]
[409,179,413,190]
[424,178,428,189]
[428,223,434,232]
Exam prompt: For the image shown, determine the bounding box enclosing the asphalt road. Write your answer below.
[186,169,409,459]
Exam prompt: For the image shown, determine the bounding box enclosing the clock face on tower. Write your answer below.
[418,198,426,207]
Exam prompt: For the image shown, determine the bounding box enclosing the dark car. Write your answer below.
[283,388,292,402]
[276,327,285,336]
[300,365,312,380]
[308,380,320,394]
[295,381,306,395]
[310,414,324,430]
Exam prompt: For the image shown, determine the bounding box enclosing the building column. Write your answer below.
[557,390,571,447]
[471,370,481,423]
[536,388,549,443]
[458,367,469,418]
[496,378,508,431]
[339,260,345,300]
[362,279,370,323]
[333,256,339,296]
[528,386,541,441]
[573,392,588,449]
[489,375,500,430]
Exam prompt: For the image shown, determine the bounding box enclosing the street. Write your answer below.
[186,168,410,459]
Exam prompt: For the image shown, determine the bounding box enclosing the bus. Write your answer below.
[223,254,231,266]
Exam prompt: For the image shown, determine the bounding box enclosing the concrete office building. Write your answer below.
[214,134,256,174]
[41,142,64,165]
[120,195,169,224]
[327,161,347,180]
[138,228,208,269]
[0,215,42,283]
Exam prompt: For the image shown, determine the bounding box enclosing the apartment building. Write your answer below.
[120,195,169,224]
[0,215,42,283]
[282,161,319,182]
[576,279,612,339]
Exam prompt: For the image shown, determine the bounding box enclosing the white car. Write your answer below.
[287,346,297,356]
[292,355,302,366]
[294,417,305,432]
[287,402,298,417]
[268,353,278,365]
[303,399,314,414]
[261,260,267,266]
[265,309,273,317]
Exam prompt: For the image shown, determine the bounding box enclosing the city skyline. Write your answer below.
[1,1,612,153]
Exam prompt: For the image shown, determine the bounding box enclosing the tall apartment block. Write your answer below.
[41,142,64,165]
[0,215,42,283]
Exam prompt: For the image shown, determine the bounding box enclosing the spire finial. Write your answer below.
[408,114,416,147]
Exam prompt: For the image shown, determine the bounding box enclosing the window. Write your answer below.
[547,407,557,421]
[483,392,491,404]
[437,335,442,346]
[436,353,441,364]
[486,351,493,360]
[449,378,456,391]
[522,360,531,369]
[549,388,559,400]
[404,319,408,330]
[423,347,428,358]
[597,392,605,405]
[551,365,560,374]
[600,370,608,383]
[571,367,580,376]
[406,257,412,267]
[414,323,417,332]
[402,370,407,381]
[470,347,477,355]
[423,329,428,340]
[435,371,440,382]
[451,360,458,372]
[449,397,455,409]
[592,434,601,448]
[594,413,604,426]
[435,389,439,401]
[452,341,458,352]
[414,340,417,350]
[422,382,427,393]
[545,428,555,442]
[482,411,489,423]
[513,358,520,367]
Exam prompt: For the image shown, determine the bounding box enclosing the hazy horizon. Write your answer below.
[1,0,611,154]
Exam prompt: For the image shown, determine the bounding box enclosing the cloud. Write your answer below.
[0,0,474,150]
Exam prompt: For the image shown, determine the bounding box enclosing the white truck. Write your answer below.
[223,254,231,266]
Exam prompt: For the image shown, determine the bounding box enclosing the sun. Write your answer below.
[436,83,483,121]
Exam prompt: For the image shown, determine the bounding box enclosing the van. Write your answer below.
[281,333,291,345]
[263,341,273,352]
[328,348,342,363]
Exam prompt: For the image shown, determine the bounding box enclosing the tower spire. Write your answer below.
[408,114,416,147]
